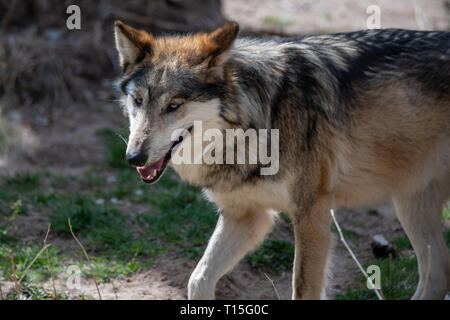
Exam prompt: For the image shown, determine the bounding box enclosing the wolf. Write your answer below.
[113,20,450,299]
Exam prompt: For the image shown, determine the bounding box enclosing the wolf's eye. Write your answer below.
[167,102,182,113]
[134,97,143,106]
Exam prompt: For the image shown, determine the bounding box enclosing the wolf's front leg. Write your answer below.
[188,207,274,299]
[291,202,333,300]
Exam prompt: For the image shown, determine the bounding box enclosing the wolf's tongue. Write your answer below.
[137,156,165,180]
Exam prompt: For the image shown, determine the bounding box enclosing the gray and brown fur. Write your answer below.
[114,20,450,299]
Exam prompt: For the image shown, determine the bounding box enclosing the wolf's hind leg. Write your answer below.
[393,178,450,300]
[188,207,274,299]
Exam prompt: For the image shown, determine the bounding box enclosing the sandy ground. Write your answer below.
[1,0,449,300]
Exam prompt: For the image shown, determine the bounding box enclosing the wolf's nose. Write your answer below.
[126,151,148,167]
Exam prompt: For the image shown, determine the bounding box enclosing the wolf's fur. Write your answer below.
[114,21,450,299]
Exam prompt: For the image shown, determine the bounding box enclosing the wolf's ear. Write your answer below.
[203,21,239,75]
[114,21,153,71]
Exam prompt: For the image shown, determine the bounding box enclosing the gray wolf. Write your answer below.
[113,20,450,299]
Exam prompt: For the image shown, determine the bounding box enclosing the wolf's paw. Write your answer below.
[187,274,215,300]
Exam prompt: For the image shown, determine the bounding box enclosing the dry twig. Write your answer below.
[3,246,20,297]
[330,209,385,300]
[111,279,119,300]
[264,273,281,300]
[44,224,57,299]
[18,244,51,284]
[68,218,102,300]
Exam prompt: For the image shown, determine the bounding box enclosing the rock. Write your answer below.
[371,234,396,258]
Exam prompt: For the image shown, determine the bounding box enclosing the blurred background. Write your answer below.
[0,0,449,300]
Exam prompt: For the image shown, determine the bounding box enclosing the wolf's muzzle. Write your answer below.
[126,150,148,167]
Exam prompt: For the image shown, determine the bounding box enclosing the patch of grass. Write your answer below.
[49,194,163,259]
[0,172,49,216]
[443,208,450,220]
[180,246,205,259]
[9,199,28,217]
[82,167,108,189]
[97,128,129,169]
[137,169,218,257]
[338,231,450,300]
[279,212,291,224]
[30,193,59,208]
[6,282,71,300]
[246,239,294,273]
[50,174,77,189]
[112,169,142,199]
[337,252,418,300]
[5,172,42,193]
[392,235,412,250]
[0,243,63,284]
[0,189,16,204]
[77,256,141,283]
[0,225,16,245]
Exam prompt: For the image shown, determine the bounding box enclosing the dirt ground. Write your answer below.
[64,203,406,300]
[1,0,449,300]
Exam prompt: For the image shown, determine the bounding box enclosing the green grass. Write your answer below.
[4,283,72,300]
[0,126,219,298]
[5,172,42,193]
[338,230,450,300]
[443,208,450,220]
[337,253,418,300]
[96,128,129,169]
[0,243,63,284]
[136,169,218,256]
[77,256,140,283]
[49,194,164,259]
[246,239,294,273]
[392,235,412,251]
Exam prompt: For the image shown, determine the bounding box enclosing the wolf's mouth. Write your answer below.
[137,127,192,184]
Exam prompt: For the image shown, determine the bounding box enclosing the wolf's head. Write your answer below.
[114,21,239,184]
